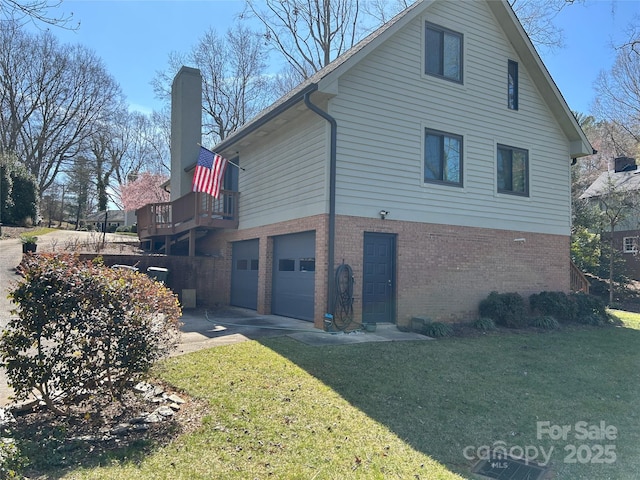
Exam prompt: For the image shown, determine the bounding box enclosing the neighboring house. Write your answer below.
[86,210,125,232]
[137,0,592,328]
[580,157,640,280]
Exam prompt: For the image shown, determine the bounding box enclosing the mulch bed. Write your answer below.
[7,381,209,477]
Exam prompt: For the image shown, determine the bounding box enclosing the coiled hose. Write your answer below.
[333,263,354,330]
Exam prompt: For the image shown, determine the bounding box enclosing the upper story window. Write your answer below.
[425,128,463,186]
[425,22,463,83]
[497,144,528,196]
[508,60,519,110]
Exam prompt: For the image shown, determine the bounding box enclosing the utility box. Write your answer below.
[181,289,197,309]
[147,267,169,284]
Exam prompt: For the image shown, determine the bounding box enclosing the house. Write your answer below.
[137,0,592,329]
[580,157,640,280]
[86,209,126,232]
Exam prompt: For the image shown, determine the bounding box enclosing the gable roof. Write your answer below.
[580,170,640,200]
[200,0,591,166]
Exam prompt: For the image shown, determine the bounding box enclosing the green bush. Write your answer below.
[0,254,182,416]
[569,292,608,323]
[478,291,526,328]
[473,317,496,331]
[0,438,24,479]
[530,315,560,330]
[422,321,454,338]
[529,291,575,322]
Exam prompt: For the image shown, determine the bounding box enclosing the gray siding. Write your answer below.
[237,109,328,229]
[330,0,571,235]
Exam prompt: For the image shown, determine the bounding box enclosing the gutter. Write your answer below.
[304,91,337,315]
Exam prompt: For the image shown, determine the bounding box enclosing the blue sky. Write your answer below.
[46,0,640,116]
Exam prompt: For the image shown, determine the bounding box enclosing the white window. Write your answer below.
[623,237,637,254]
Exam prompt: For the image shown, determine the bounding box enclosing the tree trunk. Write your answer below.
[609,224,615,304]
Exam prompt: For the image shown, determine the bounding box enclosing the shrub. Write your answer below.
[529,291,575,322]
[0,438,24,479]
[478,291,526,328]
[530,315,560,330]
[569,292,608,323]
[0,254,182,416]
[473,317,496,331]
[422,321,454,338]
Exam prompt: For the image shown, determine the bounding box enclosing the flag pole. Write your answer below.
[197,143,245,171]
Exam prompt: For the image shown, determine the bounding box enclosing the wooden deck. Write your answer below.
[136,190,238,242]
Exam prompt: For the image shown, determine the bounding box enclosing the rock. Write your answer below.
[167,394,186,404]
[155,406,174,418]
[133,382,153,394]
[112,423,131,435]
[130,415,151,424]
[169,403,182,411]
[143,413,163,423]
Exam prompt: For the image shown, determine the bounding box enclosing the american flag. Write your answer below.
[192,146,228,198]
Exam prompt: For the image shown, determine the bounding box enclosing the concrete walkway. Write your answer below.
[177,307,430,353]
[0,230,429,406]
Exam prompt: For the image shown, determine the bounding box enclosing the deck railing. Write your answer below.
[570,260,590,294]
[136,190,238,239]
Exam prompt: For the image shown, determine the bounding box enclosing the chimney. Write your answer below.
[170,66,202,201]
[614,156,637,173]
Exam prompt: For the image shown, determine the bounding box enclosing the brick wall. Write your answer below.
[97,213,570,328]
[197,214,329,327]
[333,215,570,327]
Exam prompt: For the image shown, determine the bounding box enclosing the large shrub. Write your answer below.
[0,254,182,416]
[569,292,609,325]
[478,291,526,328]
[529,291,575,323]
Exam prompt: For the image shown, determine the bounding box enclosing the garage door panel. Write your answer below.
[272,231,315,321]
[231,239,259,310]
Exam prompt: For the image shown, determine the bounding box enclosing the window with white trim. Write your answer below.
[623,237,638,254]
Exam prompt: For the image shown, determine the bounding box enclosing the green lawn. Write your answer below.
[38,313,640,479]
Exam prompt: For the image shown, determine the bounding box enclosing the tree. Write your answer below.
[243,0,364,80]
[508,0,580,51]
[0,22,124,199]
[66,155,94,229]
[594,29,640,146]
[152,24,271,145]
[245,0,579,86]
[118,172,170,212]
[0,153,37,227]
[1,254,182,416]
[0,0,77,29]
[581,172,640,303]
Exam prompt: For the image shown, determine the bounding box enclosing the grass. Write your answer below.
[19,312,640,479]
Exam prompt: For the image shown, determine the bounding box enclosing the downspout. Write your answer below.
[304,90,337,315]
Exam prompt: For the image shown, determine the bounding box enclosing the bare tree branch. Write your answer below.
[0,0,78,30]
